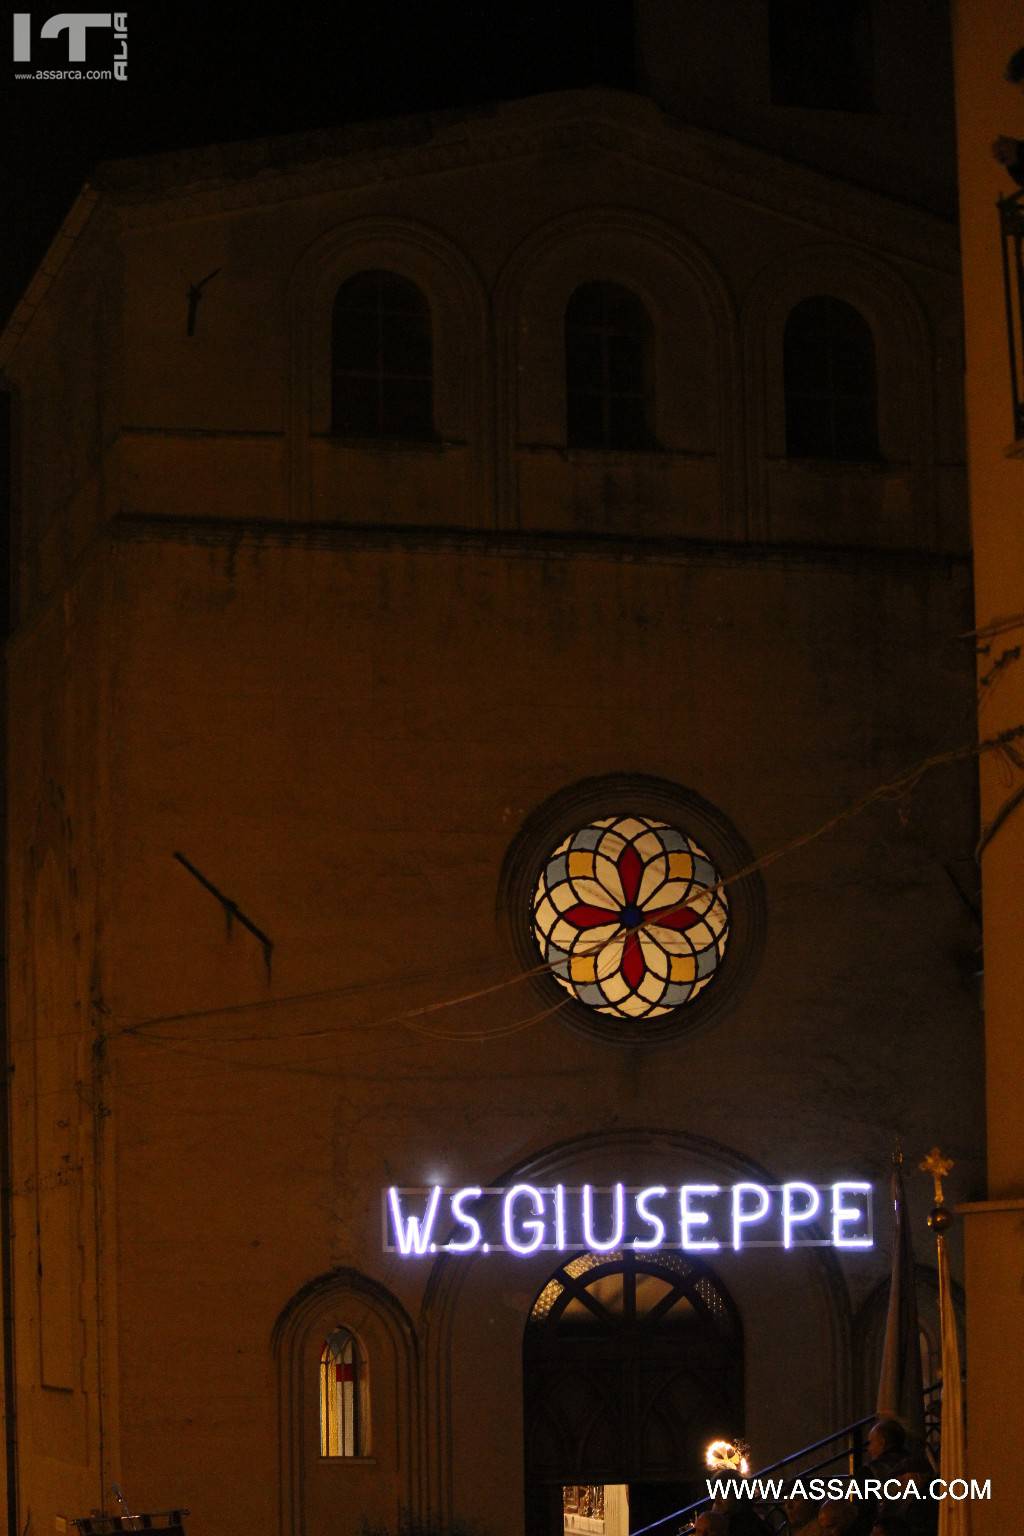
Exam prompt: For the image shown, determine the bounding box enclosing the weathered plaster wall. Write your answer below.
[96,528,980,1534]
[6,548,118,1525]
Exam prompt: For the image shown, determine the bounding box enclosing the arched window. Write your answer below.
[319,1327,369,1457]
[331,271,434,439]
[565,282,654,449]
[784,295,879,461]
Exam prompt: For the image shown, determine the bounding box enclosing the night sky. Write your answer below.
[1,1,633,325]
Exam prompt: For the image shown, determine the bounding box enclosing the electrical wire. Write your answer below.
[103,722,1020,1054]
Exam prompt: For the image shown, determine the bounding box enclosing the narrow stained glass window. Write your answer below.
[531,815,729,1021]
[331,270,434,440]
[319,1327,369,1458]
[784,295,880,461]
[565,282,654,450]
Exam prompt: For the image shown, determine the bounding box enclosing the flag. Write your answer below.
[876,1154,926,1443]
[937,1232,969,1536]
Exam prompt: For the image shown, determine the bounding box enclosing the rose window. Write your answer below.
[530,816,730,1019]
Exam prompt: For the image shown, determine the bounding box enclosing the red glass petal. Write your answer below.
[564,903,620,929]
[622,931,645,990]
[645,904,699,931]
[617,844,643,905]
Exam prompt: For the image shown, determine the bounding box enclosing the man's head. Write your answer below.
[1007,46,1024,85]
[866,1417,907,1461]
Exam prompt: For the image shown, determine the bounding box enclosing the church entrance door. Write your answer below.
[523,1250,743,1534]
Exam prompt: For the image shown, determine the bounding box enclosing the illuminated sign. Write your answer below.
[383,1180,873,1256]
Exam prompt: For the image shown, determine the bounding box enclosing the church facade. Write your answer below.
[1,14,981,1534]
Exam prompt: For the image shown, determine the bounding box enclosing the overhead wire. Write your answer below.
[961,610,1024,643]
[103,721,1021,1055]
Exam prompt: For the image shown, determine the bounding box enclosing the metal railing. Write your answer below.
[630,1379,944,1536]
[71,1513,189,1534]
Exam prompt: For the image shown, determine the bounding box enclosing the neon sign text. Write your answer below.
[384,1181,873,1256]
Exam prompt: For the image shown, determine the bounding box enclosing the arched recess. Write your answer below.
[496,771,766,1048]
[741,243,936,547]
[286,218,490,526]
[418,1128,851,1533]
[23,828,90,1494]
[853,1262,966,1433]
[493,209,743,538]
[273,1267,419,1536]
[31,847,83,1393]
[524,1247,743,1534]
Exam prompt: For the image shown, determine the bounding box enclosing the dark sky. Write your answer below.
[0,1,634,324]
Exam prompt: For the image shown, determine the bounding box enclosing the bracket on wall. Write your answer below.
[173,850,273,980]
[185,267,221,336]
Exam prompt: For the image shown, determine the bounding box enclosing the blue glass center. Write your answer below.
[620,904,643,929]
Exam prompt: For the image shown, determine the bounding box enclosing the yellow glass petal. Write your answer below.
[533,896,557,937]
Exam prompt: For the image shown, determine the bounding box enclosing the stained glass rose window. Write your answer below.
[531,816,729,1019]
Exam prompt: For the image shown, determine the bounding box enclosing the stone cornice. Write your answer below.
[94,91,958,275]
[109,511,970,577]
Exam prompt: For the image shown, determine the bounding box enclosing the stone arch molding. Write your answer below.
[274,1266,419,1536]
[417,1126,853,1524]
[286,217,490,518]
[742,241,935,482]
[493,208,745,531]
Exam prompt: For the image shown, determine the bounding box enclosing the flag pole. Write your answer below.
[876,1140,925,1444]
[920,1146,970,1536]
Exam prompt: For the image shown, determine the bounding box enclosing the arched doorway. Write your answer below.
[524,1249,743,1535]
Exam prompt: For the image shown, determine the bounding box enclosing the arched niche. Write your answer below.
[742,243,936,547]
[494,210,742,538]
[417,1128,851,1536]
[18,808,91,1457]
[286,218,490,526]
[852,1262,966,1434]
[273,1267,419,1536]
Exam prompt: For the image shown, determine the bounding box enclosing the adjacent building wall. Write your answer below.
[952,4,1024,1530]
